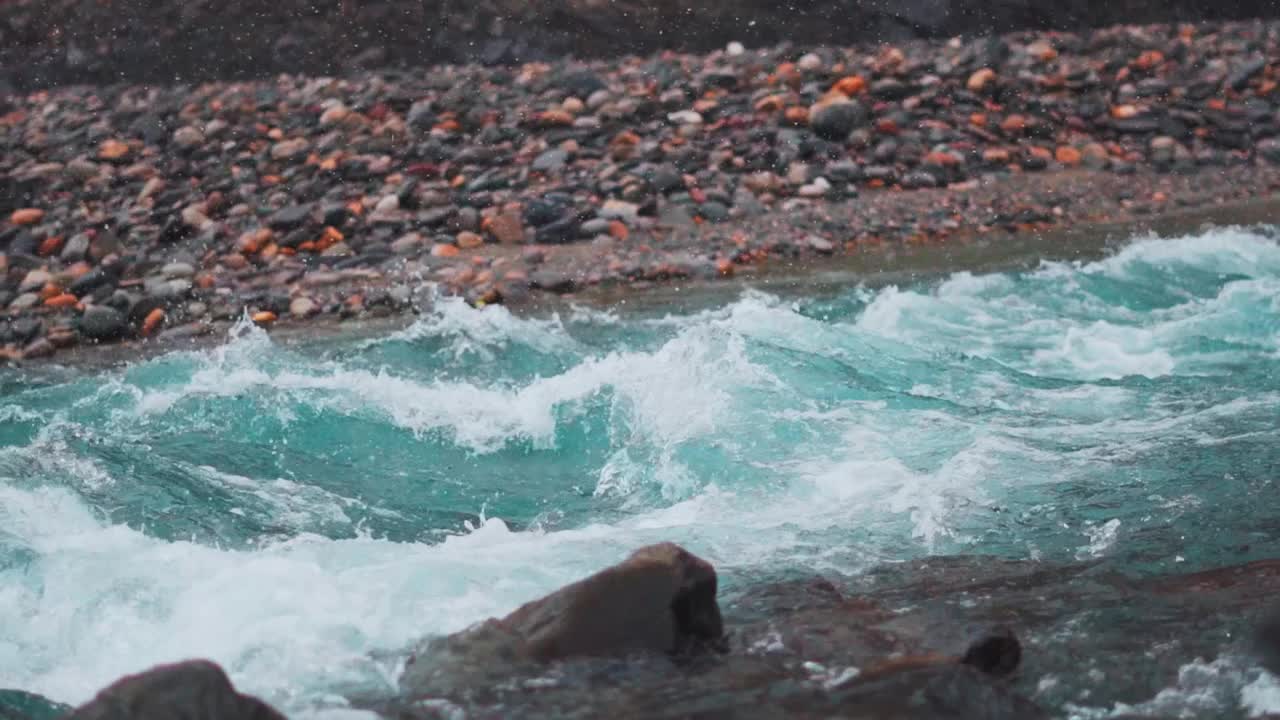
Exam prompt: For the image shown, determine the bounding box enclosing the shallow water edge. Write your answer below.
[30,194,1280,372]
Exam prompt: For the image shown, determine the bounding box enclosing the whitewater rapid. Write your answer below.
[2,228,1279,717]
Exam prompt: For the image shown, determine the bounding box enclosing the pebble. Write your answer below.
[173,126,205,149]
[967,68,997,93]
[271,138,310,160]
[18,270,51,294]
[532,149,569,172]
[65,158,101,180]
[60,233,91,262]
[798,178,832,198]
[487,211,526,244]
[141,308,166,337]
[320,103,350,126]
[375,194,400,213]
[599,199,641,222]
[268,205,314,230]
[10,208,44,225]
[162,262,196,279]
[1,18,1278,360]
[456,231,485,249]
[809,100,867,141]
[289,297,318,317]
[80,305,128,341]
[391,232,424,255]
[667,111,704,126]
[807,235,835,253]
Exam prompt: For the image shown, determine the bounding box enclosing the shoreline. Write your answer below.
[22,190,1280,372]
[7,18,1280,367]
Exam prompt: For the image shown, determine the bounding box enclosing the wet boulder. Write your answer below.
[401,542,724,695]
[64,660,285,720]
[511,542,724,660]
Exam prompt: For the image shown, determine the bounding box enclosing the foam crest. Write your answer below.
[122,311,776,455]
[856,231,1280,380]
[2,226,1278,720]
[375,295,577,359]
[1081,227,1280,279]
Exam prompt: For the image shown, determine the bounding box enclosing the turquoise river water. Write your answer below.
[2,228,1279,718]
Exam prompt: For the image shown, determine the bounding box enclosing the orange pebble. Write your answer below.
[1111,104,1140,119]
[141,308,166,336]
[536,110,574,127]
[1055,146,1082,166]
[252,311,277,326]
[98,139,129,160]
[38,236,64,256]
[10,208,44,225]
[1133,50,1164,71]
[44,293,78,308]
[431,243,460,258]
[831,75,866,96]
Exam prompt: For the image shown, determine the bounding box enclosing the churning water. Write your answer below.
[2,228,1279,718]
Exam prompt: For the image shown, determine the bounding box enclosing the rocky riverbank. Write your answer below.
[2,0,1278,90]
[6,19,1280,364]
[6,543,1280,719]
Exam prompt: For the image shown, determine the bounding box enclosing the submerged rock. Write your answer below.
[65,660,284,720]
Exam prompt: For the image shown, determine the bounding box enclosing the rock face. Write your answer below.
[511,542,724,660]
[400,542,724,694]
[65,660,285,720]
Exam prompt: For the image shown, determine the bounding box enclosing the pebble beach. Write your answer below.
[5,19,1280,362]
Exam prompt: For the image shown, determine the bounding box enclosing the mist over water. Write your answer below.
[2,228,1279,717]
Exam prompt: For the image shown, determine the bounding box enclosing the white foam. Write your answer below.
[374,295,577,360]
[1242,671,1280,717]
[1033,322,1177,380]
[3,226,1278,719]
[1067,656,1269,719]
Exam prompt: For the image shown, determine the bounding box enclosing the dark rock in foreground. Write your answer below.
[390,543,1041,719]
[64,660,285,720]
[400,542,725,695]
